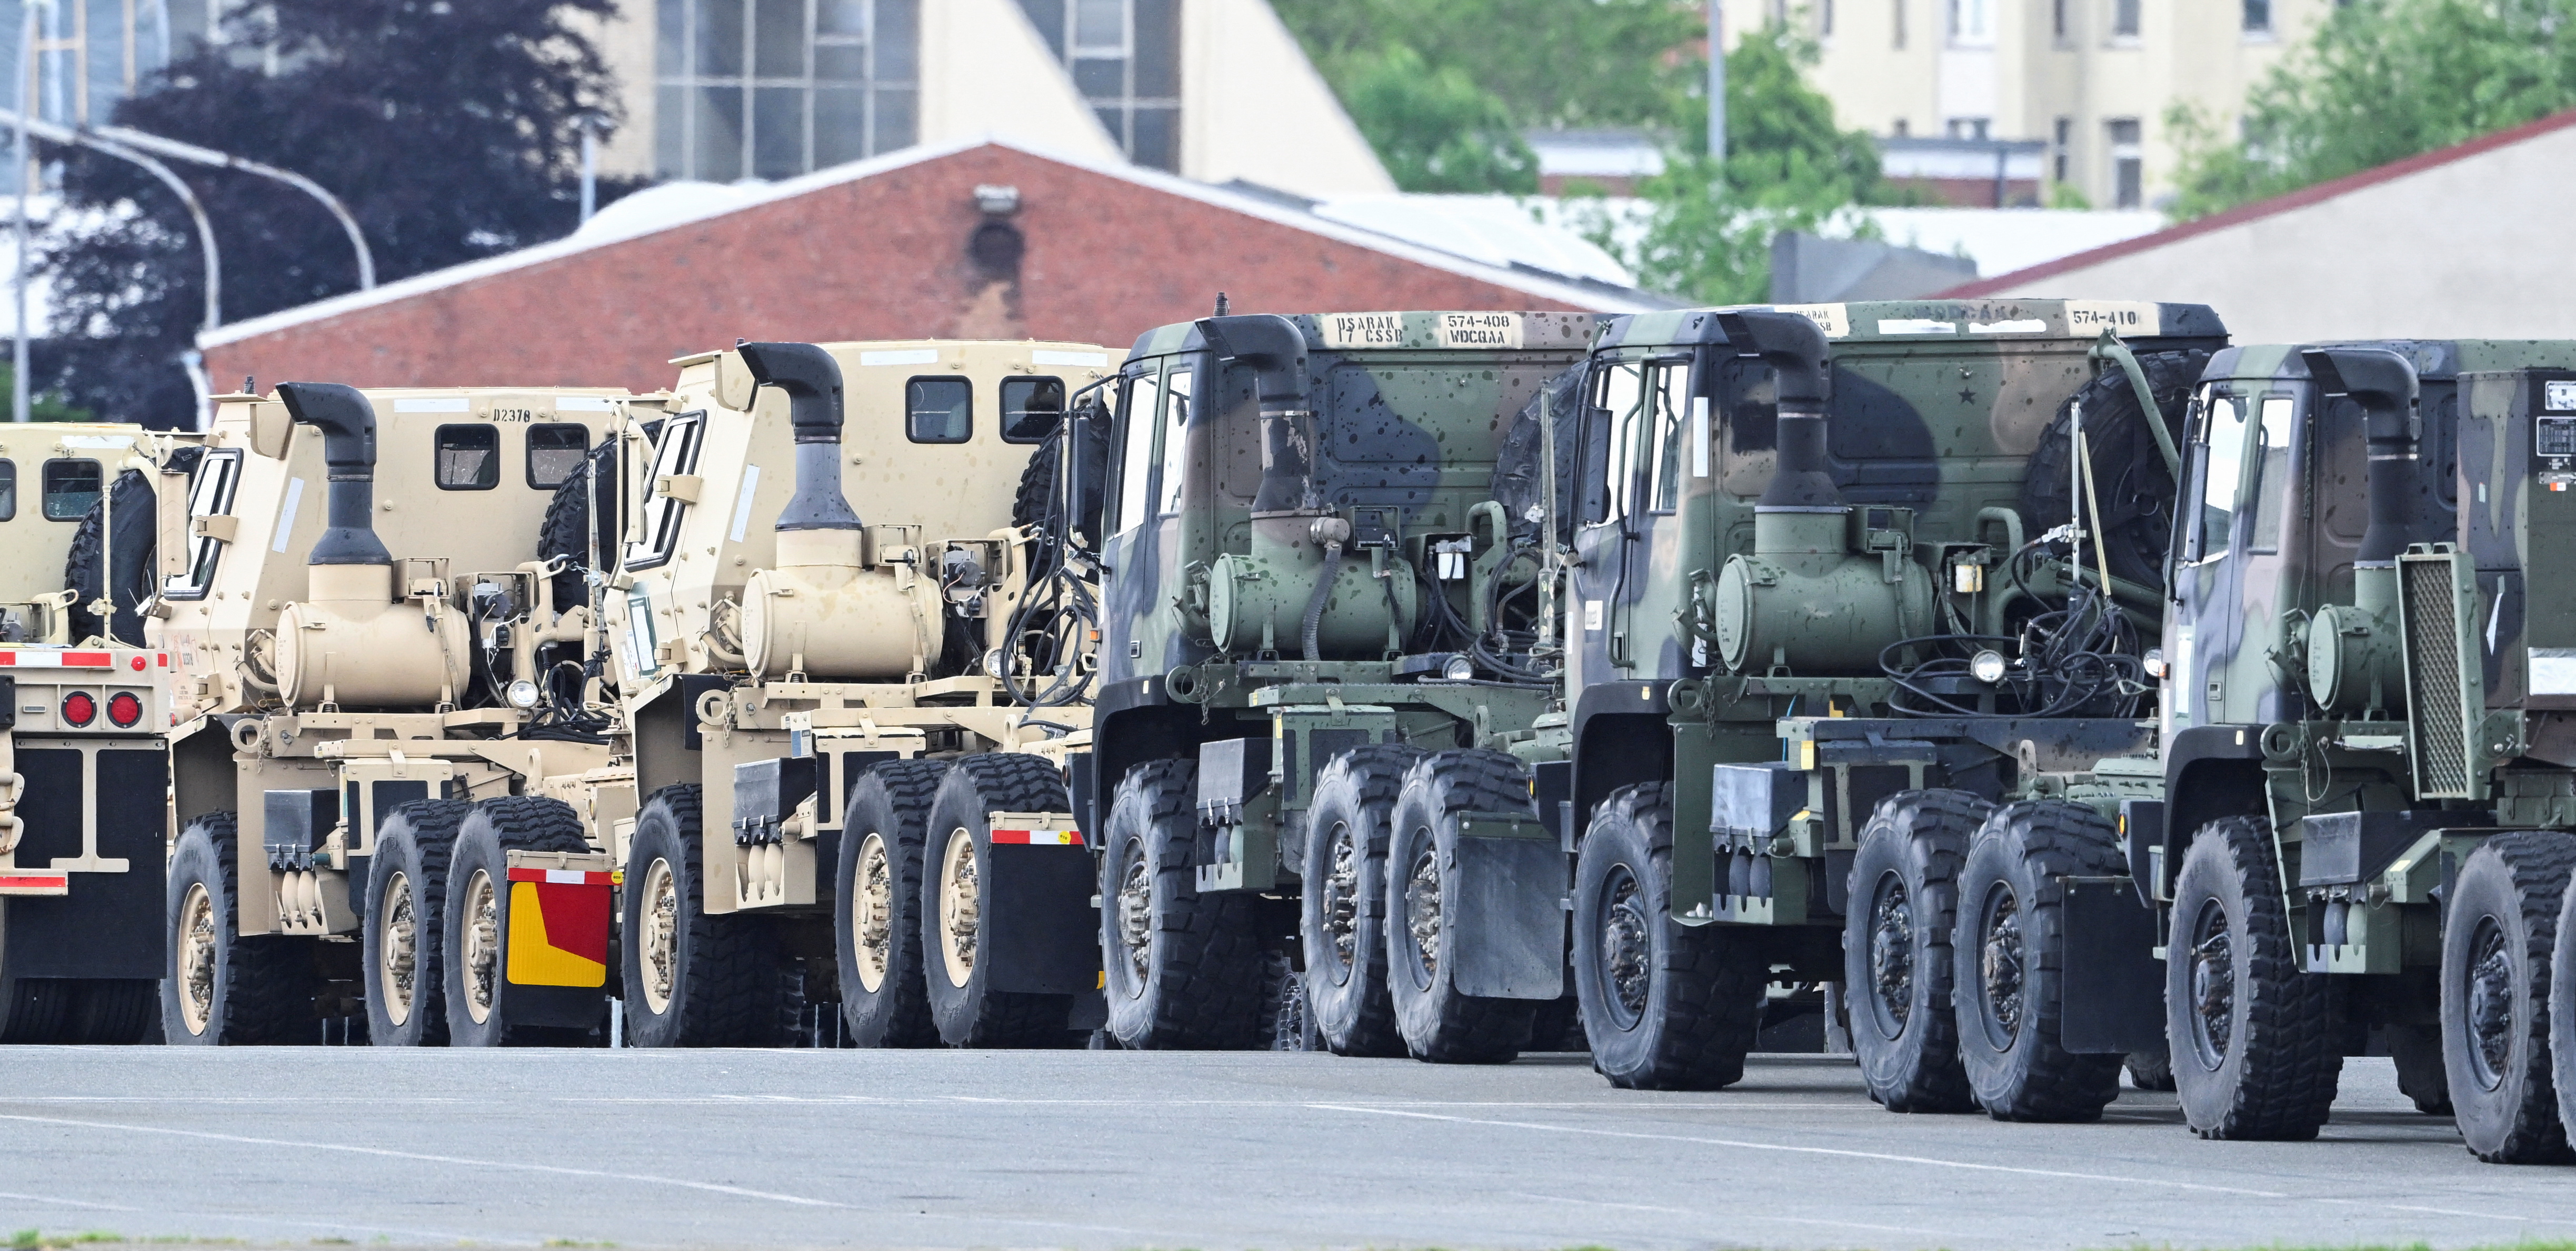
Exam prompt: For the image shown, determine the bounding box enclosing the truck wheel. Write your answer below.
[1100,759,1265,1049]
[2553,869,2576,1138]
[1264,951,1321,1050]
[363,800,470,1046]
[1572,782,1765,1088]
[0,954,66,1042]
[164,812,319,1045]
[922,754,1079,1047]
[1299,743,1423,1058]
[2167,816,2342,1139]
[1845,788,1992,1111]
[1527,995,1587,1053]
[1387,750,1544,1064]
[443,797,595,1047]
[62,980,159,1044]
[622,785,790,1047]
[837,760,948,1047]
[2386,1024,2450,1114]
[2440,830,2576,1163]
[1953,801,2127,1121]
[2125,1047,2179,1092]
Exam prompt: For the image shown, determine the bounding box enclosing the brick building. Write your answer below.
[197,139,1663,395]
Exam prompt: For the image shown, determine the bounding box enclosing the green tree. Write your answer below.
[0,363,94,423]
[1338,45,1540,193]
[2168,0,2576,219]
[1273,0,1705,130]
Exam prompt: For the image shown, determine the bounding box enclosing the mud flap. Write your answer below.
[504,859,615,1027]
[2059,874,2163,1054]
[985,821,1101,996]
[1449,813,1565,1000]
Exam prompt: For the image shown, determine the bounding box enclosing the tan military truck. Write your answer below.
[157,385,638,1045]
[586,337,1112,1048]
[0,422,187,1042]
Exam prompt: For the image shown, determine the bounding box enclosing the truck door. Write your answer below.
[1098,359,1202,689]
[1566,356,1656,688]
[2169,386,2276,730]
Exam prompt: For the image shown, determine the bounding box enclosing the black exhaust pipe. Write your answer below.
[1718,311,1839,511]
[736,341,862,533]
[2301,347,2420,564]
[277,381,391,567]
[1197,314,1312,513]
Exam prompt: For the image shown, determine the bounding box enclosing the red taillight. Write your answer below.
[61,691,96,727]
[107,692,143,728]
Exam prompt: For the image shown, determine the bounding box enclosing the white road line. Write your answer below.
[1310,1104,2290,1197]
[2317,1199,2576,1227]
[1507,1190,1973,1238]
[0,1188,136,1211]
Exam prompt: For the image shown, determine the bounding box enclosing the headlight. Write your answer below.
[506,679,541,710]
[1970,649,2008,685]
[1440,654,1475,682]
[984,647,1008,681]
[2143,648,2166,679]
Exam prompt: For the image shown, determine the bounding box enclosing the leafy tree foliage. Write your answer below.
[1273,0,1705,131]
[2168,0,2576,219]
[1336,46,1539,193]
[39,0,630,428]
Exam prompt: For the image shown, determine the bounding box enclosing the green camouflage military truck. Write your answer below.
[1066,310,1600,1056]
[1518,301,2230,1098]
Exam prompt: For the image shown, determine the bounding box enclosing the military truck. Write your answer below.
[1012,310,1603,1057]
[0,422,185,1042]
[2040,341,2576,1161]
[1505,301,2230,1098]
[581,338,1112,1048]
[157,385,638,1044]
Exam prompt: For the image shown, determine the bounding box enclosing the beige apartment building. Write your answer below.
[1784,0,2331,207]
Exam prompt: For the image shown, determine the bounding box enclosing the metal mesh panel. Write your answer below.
[2404,559,2470,797]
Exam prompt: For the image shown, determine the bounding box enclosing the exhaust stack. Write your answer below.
[736,341,862,534]
[2300,347,2421,565]
[1197,314,1312,513]
[1719,310,1838,512]
[276,381,391,567]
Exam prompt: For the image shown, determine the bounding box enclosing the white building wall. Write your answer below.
[1179,0,1395,196]
[918,0,1124,163]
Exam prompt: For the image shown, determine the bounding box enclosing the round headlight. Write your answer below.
[2143,648,2167,679]
[984,647,1008,681]
[1970,649,2008,685]
[1440,654,1475,682]
[505,679,542,710]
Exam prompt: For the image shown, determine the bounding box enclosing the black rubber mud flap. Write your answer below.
[986,837,1103,995]
[1449,813,1566,1001]
[2059,874,2165,1054]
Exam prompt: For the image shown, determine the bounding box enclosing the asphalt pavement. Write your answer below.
[0,1045,2564,1249]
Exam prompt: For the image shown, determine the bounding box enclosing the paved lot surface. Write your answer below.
[0,1046,2565,1249]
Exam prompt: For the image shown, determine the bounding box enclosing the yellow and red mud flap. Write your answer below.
[504,867,613,988]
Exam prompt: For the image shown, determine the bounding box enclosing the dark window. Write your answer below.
[625,413,707,572]
[165,449,244,600]
[906,378,972,443]
[1000,376,1066,444]
[1894,0,1908,46]
[2242,0,2270,27]
[655,0,922,181]
[42,458,99,521]
[435,426,501,490]
[2052,0,2066,36]
[2112,0,2140,36]
[527,424,592,489]
[1015,0,1182,171]
[2053,116,2072,182]
[0,459,14,521]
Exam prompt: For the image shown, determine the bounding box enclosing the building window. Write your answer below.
[1892,118,1910,137]
[2052,0,2068,39]
[2052,116,2072,183]
[2111,0,2141,38]
[656,0,921,182]
[1893,0,1907,47]
[1945,117,1991,141]
[1819,0,1835,37]
[2107,117,2143,208]
[1015,0,1181,171]
[2242,0,2271,31]
[1949,0,1993,44]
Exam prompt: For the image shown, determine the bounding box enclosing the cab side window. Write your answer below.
[1110,372,1160,537]
[165,450,244,600]
[2186,392,2250,561]
[1580,361,1647,525]
[1157,367,1194,517]
[526,424,591,489]
[0,459,15,521]
[435,425,500,490]
[623,413,705,571]
[2246,396,2295,553]
[906,378,972,443]
[1000,376,1065,444]
[42,458,100,520]
[1649,362,1690,513]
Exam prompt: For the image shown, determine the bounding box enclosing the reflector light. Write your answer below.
[61,691,96,727]
[107,692,143,728]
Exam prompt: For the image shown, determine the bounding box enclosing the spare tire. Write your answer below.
[66,467,161,646]
[1011,408,1108,547]
[2018,350,2209,595]
[537,442,619,610]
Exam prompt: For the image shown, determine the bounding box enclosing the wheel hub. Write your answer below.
[462,869,499,1025]
[1113,841,1152,991]
[1868,877,1915,1029]
[641,859,678,1013]
[1404,846,1443,980]
[852,833,893,994]
[938,830,981,988]
[1321,822,1361,980]
[379,870,417,1025]
[2186,901,2235,1067]
[1599,865,1651,1027]
[2465,917,2512,1090]
[178,882,217,1035]
[1980,888,2025,1041]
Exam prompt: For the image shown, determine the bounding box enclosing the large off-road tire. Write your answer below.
[2387,1024,2450,1114]
[1386,749,1545,1064]
[1011,415,1109,546]
[922,754,1079,1047]
[2018,348,2209,594]
[1953,801,2128,1121]
[2441,830,2576,1163]
[1572,782,1766,1089]
[622,785,791,1047]
[364,800,470,1047]
[537,441,618,611]
[2168,816,2342,1139]
[443,797,596,1047]
[1100,759,1266,1049]
[1846,788,1992,1112]
[1299,744,1424,1058]
[2552,869,2576,1138]
[2126,1046,2179,1092]
[0,919,67,1042]
[836,760,948,1047]
[164,812,318,1045]
[65,466,158,645]
[61,980,159,1044]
